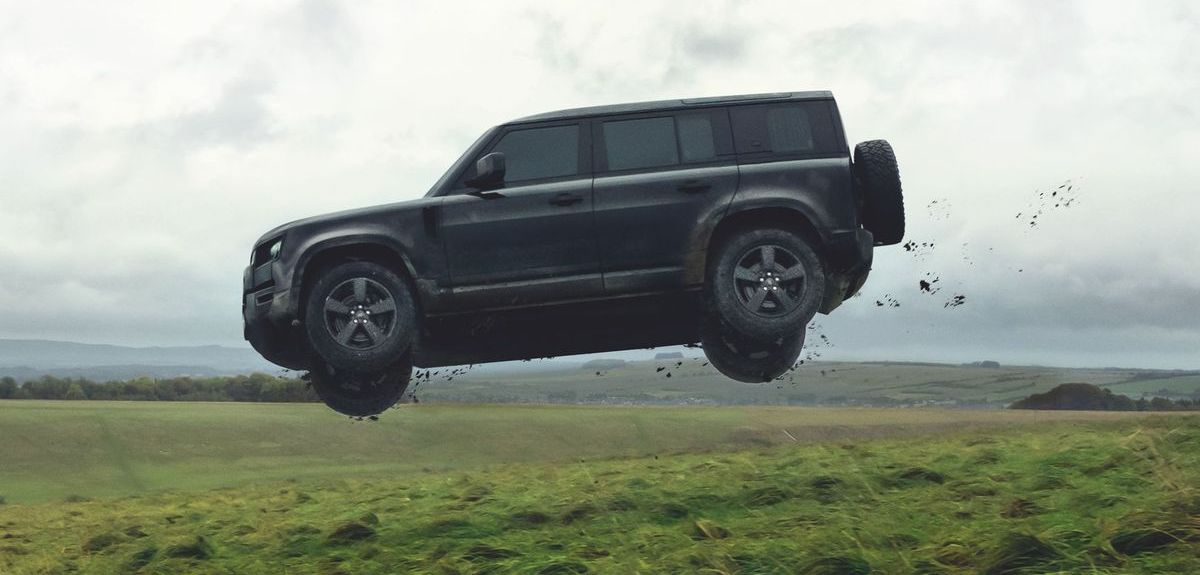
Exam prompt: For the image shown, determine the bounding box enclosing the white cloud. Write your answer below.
[0,0,1195,368]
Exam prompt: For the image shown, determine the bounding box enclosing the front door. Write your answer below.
[440,121,600,310]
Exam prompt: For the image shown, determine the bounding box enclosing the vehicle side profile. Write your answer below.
[243,91,904,415]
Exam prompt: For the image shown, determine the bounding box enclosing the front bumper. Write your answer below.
[243,262,309,371]
[819,228,874,314]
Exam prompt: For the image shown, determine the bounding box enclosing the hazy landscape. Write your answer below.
[2,346,1198,573]
[5,339,1199,409]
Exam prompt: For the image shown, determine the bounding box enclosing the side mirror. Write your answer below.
[466,152,506,190]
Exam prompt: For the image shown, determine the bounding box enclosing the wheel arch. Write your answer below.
[702,206,826,274]
[293,237,423,319]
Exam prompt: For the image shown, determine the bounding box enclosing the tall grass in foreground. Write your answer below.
[1,416,1197,573]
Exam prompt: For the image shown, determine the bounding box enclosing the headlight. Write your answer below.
[253,238,284,265]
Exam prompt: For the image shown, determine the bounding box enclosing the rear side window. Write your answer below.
[603,117,678,171]
[491,124,580,182]
[677,115,716,162]
[731,102,840,157]
[601,112,723,172]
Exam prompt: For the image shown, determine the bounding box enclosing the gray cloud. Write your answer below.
[150,73,278,149]
[0,0,1195,369]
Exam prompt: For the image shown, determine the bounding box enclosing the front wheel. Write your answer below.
[706,228,824,343]
[304,261,417,372]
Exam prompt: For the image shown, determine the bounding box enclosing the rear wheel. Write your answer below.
[307,355,413,417]
[304,261,416,371]
[706,228,824,342]
[700,320,805,383]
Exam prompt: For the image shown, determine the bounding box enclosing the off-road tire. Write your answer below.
[307,355,413,417]
[304,261,416,372]
[853,139,904,245]
[700,319,805,383]
[707,228,824,342]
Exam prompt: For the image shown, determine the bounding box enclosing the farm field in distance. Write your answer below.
[413,358,1200,406]
[0,402,1197,574]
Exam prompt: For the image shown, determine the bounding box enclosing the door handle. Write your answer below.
[549,193,584,206]
[676,180,711,194]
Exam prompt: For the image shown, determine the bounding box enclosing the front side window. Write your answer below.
[491,124,580,182]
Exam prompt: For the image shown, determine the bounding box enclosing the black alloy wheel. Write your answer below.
[706,228,824,342]
[323,277,398,351]
[732,244,809,317]
[304,261,416,372]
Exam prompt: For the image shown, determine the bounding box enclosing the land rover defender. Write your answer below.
[243,92,904,415]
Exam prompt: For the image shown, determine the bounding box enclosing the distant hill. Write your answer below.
[0,339,279,382]
[581,358,627,371]
[1009,383,1136,410]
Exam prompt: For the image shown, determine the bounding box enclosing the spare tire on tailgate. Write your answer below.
[853,140,904,245]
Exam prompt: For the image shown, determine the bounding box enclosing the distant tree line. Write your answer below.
[1010,383,1200,411]
[0,373,318,403]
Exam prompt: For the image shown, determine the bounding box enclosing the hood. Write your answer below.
[253,196,442,246]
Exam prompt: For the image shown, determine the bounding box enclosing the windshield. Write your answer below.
[425,126,498,196]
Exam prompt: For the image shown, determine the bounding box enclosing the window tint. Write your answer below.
[491,124,579,182]
[603,117,678,171]
[677,115,716,162]
[766,107,813,152]
[731,102,839,156]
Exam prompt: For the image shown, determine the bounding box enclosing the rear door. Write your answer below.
[591,109,738,294]
[439,121,601,309]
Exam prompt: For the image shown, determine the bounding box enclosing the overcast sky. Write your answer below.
[1,1,1197,369]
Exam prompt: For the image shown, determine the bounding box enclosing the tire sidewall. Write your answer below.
[304,261,417,372]
[707,228,824,342]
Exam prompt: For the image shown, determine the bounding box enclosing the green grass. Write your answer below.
[0,400,1144,504]
[0,412,1197,574]
[1,401,1198,573]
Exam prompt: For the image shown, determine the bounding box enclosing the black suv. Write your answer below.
[244,91,903,415]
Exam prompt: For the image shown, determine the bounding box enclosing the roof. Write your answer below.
[509,91,834,124]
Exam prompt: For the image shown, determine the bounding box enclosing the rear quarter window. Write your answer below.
[730,101,841,158]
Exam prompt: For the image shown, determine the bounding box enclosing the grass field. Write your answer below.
[1,402,1199,573]
[0,400,1148,505]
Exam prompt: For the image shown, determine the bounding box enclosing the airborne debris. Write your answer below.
[1017,179,1080,228]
